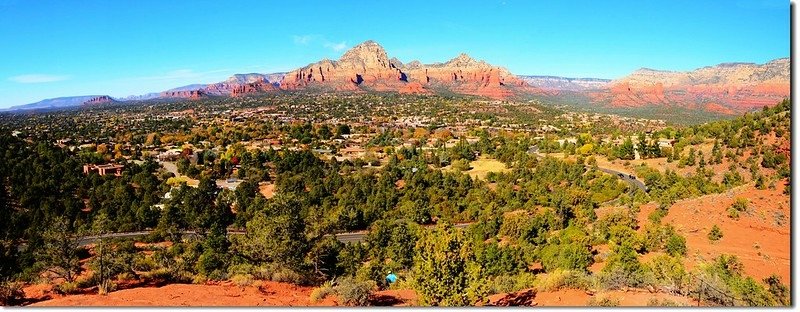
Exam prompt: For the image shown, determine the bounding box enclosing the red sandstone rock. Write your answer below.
[590,58,789,112]
[279,41,533,99]
[83,95,115,106]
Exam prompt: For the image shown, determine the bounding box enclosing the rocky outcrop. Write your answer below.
[589,58,789,113]
[279,40,533,99]
[230,78,279,96]
[281,41,406,91]
[204,73,284,96]
[399,53,531,98]
[82,95,115,106]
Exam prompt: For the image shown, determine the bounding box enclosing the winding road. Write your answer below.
[527,145,647,193]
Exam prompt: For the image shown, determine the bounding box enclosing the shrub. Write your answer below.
[729,198,748,213]
[227,263,255,276]
[647,255,687,292]
[539,242,593,272]
[192,274,208,285]
[269,268,304,284]
[143,268,172,281]
[764,274,789,306]
[693,255,778,306]
[206,270,227,282]
[196,250,227,278]
[310,281,336,302]
[599,243,652,289]
[355,261,392,287]
[664,234,687,257]
[587,296,620,306]
[648,205,669,223]
[488,273,537,294]
[55,281,81,295]
[116,272,135,282]
[98,280,116,295]
[646,298,687,306]
[451,159,471,171]
[642,223,677,252]
[231,273,254,287]
[250,263,306,284]
[691,271,735,306]
[334,277,375,306]
[727,208,740,220]
[142,268,192,284]
[708,225,723,242]
[0,281,25,306]
[131,255,157,272]
[75,275,98,289]
[534,269,590,292]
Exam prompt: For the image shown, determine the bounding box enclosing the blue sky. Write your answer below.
[0,0,789,108]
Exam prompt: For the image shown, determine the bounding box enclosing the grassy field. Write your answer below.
[466,157,510,180]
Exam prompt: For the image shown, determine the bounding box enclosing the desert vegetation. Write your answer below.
[0,95,790,306]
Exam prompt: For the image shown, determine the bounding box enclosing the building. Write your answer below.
[157,150,181,161]
[83,164,125,176]
[657,138,676,148]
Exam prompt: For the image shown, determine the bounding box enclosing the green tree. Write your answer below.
[412,224,483,306]
[235,195,307,270]
[665,234,687,257]
[37,217,83,283]
[196,221,230,277]
[617,138,635,160]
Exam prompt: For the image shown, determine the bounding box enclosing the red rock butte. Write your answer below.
[156,40,788,114]
[279,40,533,98]
[587,58,790,113]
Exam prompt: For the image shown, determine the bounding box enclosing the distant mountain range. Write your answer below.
[518,76,611,92]
[6,95,115,111]
[6,40,789,116]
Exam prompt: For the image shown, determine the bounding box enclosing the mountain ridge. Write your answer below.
[8,41,789,116]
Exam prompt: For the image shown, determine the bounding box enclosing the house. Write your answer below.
[84,164,124,176]
[157,150,181,162]
[556,138,578,146]
[340,146,365,158]
[657,138,675,148]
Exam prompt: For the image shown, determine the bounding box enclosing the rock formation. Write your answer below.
[82,95,115,106]
[204,73,283,96]
[279,40,533,98]
[588,58,789,112]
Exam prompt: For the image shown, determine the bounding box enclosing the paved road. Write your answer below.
[527,145,647,193]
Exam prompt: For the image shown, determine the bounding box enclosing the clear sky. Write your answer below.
[0,0,789,108]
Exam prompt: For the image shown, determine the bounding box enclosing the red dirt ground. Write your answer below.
[638,181,790,285]
[29,282,696,307]
[28,281,339,307]
[487,288,694,306]
[534,288,694,306]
